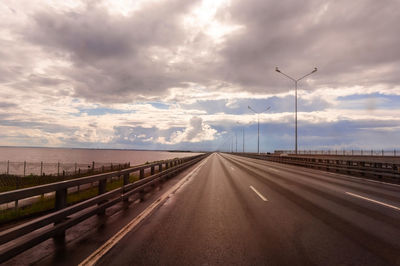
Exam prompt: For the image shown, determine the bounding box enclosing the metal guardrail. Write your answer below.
[230,153,400,182]
[275,149,398,157]
[0,153,208,263]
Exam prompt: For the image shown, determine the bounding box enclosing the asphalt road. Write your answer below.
[94,153,400,266]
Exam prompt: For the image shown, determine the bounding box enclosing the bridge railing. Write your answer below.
[0,153,208,263]
[229,153,400,182]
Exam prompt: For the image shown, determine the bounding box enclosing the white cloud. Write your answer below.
[157,117,217,144]
[1,0,400,150]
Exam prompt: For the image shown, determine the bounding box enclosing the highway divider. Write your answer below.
[0,153,209,263]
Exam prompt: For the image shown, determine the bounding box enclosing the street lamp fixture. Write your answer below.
[275,67,317,154]
[248,105,271,154]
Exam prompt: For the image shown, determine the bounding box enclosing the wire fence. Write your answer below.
[275,149,399,156]
[0,161,131,192]
[0,161,130,177]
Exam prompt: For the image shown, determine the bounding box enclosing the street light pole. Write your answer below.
[242,127,244,153]
[236,121,245,153]
[275,67,317,154]
[248,106,271,154]
[235,131,237,153]
[257,114,260,154]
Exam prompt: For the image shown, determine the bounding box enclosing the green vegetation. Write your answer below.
[0,160,168,225]
[0,196,55,225]
[0,171,148,224]
[67,187,98,205]
[0,163,131,193]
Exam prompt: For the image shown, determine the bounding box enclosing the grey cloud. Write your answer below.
[0,119,76,134]
[22,0,202,103]
[11,0,400,104]
[0,102,17,109]
[215,0,400,92]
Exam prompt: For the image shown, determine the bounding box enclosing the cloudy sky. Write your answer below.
[1,0,399,152]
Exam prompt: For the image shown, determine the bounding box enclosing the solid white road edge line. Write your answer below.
[79,156,210,266]
[345,192,400,211]
[250,185,268,202]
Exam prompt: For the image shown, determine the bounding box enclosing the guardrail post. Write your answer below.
[360,162,365,175]
[123,173,130,203]
[54,187,67,240]
[98,178,107,215]
[151,165,155,175]
[55,188,67,210]
[140,169,144,179]
[159,163,162,172]
[99,179,107,194]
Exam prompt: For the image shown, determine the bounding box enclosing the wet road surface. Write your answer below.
[6,153,400,265]
[94,153,400,265]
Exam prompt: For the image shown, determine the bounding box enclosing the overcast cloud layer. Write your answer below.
[1,0,399,152]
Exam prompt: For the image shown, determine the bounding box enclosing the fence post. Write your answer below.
[40,161,43,176]
[382,149,384,156]
[75,163,77,175]
[57,162,60,176]
[23,161,26,177]
[395,149,397,157]
[151,165,155,175]
[7,160,9,175]
[159,163,162,172]
[371,149,373,156]
[92,161,95,173]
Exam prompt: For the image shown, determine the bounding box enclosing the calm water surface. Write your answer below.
[0,147,202,164]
